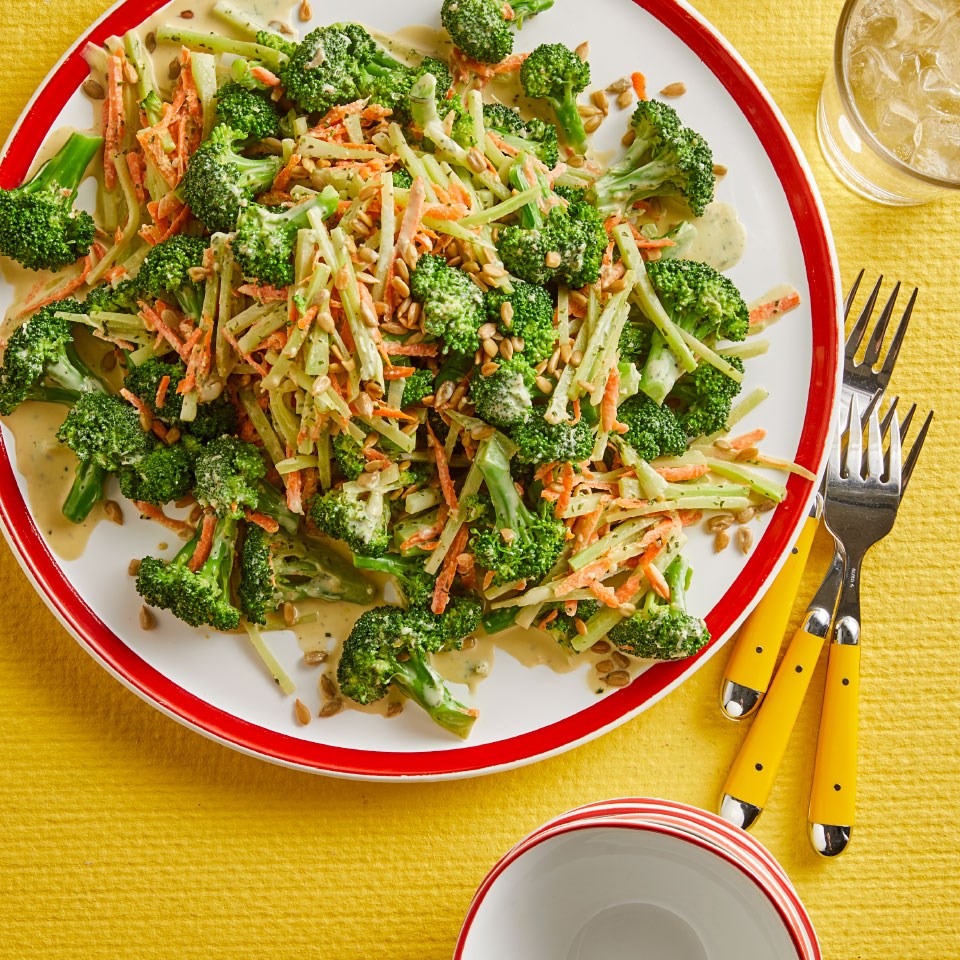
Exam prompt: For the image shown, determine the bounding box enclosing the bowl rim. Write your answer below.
[454,817,812,959]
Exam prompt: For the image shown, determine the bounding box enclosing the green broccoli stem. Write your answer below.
[45,341,103,396]
[392,654,478,739]
[508,162,544,230]
[595,158,682,210]
[155,25,287,70]
[550,90,588,155]
[62,460,106,523]
[24,384,81,405]
[475,434,528,532]
[200,515,239,598]
[255,481,300,535]
[25,132,102,197]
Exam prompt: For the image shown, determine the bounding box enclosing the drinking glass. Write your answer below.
[817,0,960,205]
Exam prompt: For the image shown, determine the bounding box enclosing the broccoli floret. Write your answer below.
[135,235,208,319]
[0,299,110,522]
[280,23,442,117]
[483,103,559,169]
[671,355,744,438]
[400,369,435,408]
[470,357,535,429]
[470,433,566,585]
[497,164,606,289]
[136,515,241,631]
[215,81,282,140]
[409,252,484,355]
[616,393,687,462]
[0,299,102,415]
[332,433,366,482]
[618,318,655,365]
[122,357,237,440]
[608,555,710,660]
[519,43,590,154]
[237,524,375,624]
[181,124,283,232]
[353,552,437,608]
[484,280,556,363]
[337,603,479,738]
[542,599,600,648]
[56,391,153,471]
[193,435,266,518]
[84,278,140,316]
[591,99,714,217]
[56,391,195,506]
[509,413,594,466]
[117,443,195,506]
[311,484,391,557]
[435,94,476,148]
[254,30,297,57]
[441,0,554,65]
[639,258,749,404]
[0,131,101,271]
[232,186,339,287]
[391,166,413,190]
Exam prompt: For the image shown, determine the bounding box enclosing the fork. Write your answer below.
[808,396,933,856]
[718,394,931,832]
[720,273,917,720]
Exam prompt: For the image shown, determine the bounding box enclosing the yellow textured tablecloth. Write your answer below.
[0,2,958,957]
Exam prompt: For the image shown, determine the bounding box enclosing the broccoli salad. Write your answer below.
[0,0,808,739]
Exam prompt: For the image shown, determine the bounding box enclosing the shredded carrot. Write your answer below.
[395,176,426,264]
[728,428,767,450]
[431,525,470,615]
[132,501,194,535]
[271,152,302,193]
[237,283,289,302]
[119,387,153,427]
[677,509,703,526]
[570,397,582,424]
[155,375,171,410]
[18,253,95,315]
[102,51,126,190]
[382,341,440,357]
[187,513,218,572]
[285,467,303,514]
[654,463,710,482]
[243,510,280,533]
[631,71,647,100]
[427,423,458,511]
[642,554,671,600]
[589,580,621,608]
[554,554,621,597]
[251,65,281,87]
[399,507,448,552]
[601,366,620,433]
[555,462,575,518]
[422,202,470,221]
[749,289,801,324]
[370,406,418,423]
[382,365,417,380]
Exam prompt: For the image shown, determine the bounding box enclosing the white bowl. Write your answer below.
[456,818,811,960]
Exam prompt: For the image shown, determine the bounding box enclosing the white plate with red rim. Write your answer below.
[0,0,841,778]
[454,814,820,960]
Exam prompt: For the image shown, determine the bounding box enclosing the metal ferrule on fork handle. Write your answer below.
[719,598,835,831]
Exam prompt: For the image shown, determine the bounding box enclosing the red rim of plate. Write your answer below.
[453,818,813,959]
[0,0,839,778]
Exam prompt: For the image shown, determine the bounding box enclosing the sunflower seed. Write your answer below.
[714,530,731,552]
[128,558,141,577]
[320,673,337,699]
[660,81,687,97]
[319,698,343,718]
[82,78,105,100]
[604,670,631,687]
[139,606,156,630]
[591,640,611,654]
[103,500,124,525]
[303,649,328,666]
[737,526,753,554]
[294,699,312,725]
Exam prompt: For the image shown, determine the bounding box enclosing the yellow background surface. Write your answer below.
[0,1,958,957]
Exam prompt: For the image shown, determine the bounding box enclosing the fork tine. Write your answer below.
[867,405,885,478]
[901,409,933,495]
[879,396,900,437]
[843,269,865,320]
[885,406,902,488]
[845,275,884,358]
[861,281,902,368]
[877,286,917,379]
[843,396,863,478]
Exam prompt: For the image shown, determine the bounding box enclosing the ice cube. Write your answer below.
[910,113,960,178]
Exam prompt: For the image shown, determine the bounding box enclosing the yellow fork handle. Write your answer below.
[809,642,860,832]
[722,514,820,710]
[720,620,826,819]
